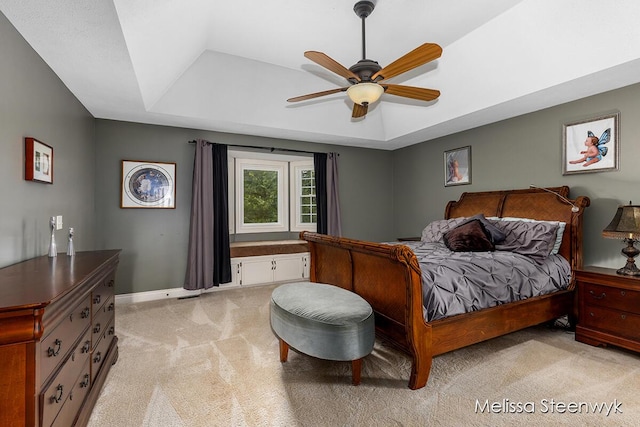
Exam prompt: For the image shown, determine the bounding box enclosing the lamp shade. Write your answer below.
[347,83,384,106]
[602,205,640,240]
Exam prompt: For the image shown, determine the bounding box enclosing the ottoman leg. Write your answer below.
[351,358,362,386]
[279,339,289,362]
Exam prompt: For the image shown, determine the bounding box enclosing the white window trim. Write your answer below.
[234,158,289,234]
[290,160,317,232]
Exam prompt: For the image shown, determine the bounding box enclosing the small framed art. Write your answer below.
[25,137,53,184]
[121,160,176,208]
[562,112,619,175]
[444,146,471,186]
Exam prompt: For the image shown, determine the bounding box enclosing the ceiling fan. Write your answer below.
[287,0,442,119]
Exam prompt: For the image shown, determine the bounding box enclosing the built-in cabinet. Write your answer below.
[229,253,310,287]
[0,250,120,427]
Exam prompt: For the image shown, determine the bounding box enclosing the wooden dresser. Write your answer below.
[0,250,120,427]
[575,266,640,353]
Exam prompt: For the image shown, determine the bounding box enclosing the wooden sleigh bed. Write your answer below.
[300,186,590,390]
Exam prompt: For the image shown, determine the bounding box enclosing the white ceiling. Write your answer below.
[2,0,640,150]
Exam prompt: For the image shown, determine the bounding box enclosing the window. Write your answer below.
[290,161,316,232]
[229,151,316,234]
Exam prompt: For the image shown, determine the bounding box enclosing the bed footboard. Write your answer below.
[300,231,432,389]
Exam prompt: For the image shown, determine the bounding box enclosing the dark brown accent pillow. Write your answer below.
[443,219,495,252]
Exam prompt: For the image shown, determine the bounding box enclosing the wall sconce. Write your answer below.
[602,203,640,276]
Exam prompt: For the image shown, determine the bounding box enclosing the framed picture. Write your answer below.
[444,146,471,186]
[121,160,176,208]
[562,112,619,175]
[25,137,53,184]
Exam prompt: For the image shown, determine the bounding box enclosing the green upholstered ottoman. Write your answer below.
[270,282,375,385]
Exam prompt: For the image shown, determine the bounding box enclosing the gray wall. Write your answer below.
[95,120,394,294]
[0,11,96,268]
[393,83,640,270]
[4,7,639,295]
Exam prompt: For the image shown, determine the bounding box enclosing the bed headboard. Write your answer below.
[444,186,590,271]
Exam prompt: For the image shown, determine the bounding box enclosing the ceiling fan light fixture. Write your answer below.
[347,82,384,106]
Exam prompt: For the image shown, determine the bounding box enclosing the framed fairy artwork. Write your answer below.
[562,112,619,175]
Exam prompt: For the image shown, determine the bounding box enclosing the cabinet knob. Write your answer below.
[50,384,64,403]
[47,339,62,357]
[80,374,90,388]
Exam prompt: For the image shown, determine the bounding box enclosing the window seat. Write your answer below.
[230,240,309,257]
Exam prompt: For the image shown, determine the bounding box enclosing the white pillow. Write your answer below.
[494,217,566,255]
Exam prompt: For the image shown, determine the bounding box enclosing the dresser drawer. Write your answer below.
[40,339,91,427]
[91,317,115,383]
[582,282,640,314]
[581,305,640,341]
[51,359,91,427]
[40,296,92,385]
[92,295,115,349]
[92,272,115,313]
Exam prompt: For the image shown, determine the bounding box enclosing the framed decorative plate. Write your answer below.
[121,160,176,208]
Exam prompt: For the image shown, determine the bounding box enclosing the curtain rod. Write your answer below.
[187,140,338,156]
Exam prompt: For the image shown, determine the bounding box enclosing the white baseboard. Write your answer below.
[114,279,308,305]
[115,283,240,305]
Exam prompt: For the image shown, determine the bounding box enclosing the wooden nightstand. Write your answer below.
[575,266,640,353]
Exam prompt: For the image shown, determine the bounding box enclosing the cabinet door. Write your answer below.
[240,256,274,286]
[229,259,242,287]
[273,254,305,283]
[302,254,310,279]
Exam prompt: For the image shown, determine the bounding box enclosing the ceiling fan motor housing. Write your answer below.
[349,59,382,83]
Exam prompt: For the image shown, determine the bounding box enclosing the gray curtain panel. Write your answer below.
[313,153,328,234]
[327,152,342,237]
[184,140,231,290]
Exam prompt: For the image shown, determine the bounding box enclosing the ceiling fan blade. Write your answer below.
[304,51,361,82]
[372,43,442,81]
[287,87,348,103]
[382,84,440,102]
[352,103,368,118]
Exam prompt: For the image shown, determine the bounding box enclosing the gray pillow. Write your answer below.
[421,217,469,243]
[494,220,559,259]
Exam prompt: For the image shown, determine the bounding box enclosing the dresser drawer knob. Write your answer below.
[82,340,91,353]
[589,290,606,300]
[81,307,91,318]
[108,326,115,336]
[50,384,63,403]
[93,295,101,305]
[94,352,102,363]
[621,290,626,297]
[621,314,627,320]
[93,323,101,334]
[80,374,90,388]
[107,279,115,287]
[108,302,115,312]
[47,339,62,357]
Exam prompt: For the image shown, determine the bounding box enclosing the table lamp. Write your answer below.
[602,203,640,276]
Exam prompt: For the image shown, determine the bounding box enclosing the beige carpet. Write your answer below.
[88,284,640,427]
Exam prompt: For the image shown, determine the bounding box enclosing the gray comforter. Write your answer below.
[402,241,572,322]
